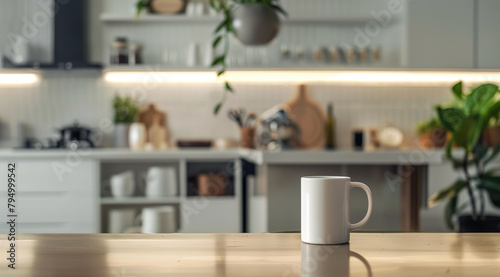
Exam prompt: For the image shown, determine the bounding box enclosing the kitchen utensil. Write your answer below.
[176,139,212,148]
[110,171,136,197]
[148,114,168,149]
[244,112,257,127]
[197,173,227,196]
[56,122,95,150]
[129,123,147,150]
[301,176,372,245]
[285,84,326,149]
[108,208,136,233]
[139,103,167,131]
[228,108,246,127]
[141,206,177,233]
[145,167,177,197]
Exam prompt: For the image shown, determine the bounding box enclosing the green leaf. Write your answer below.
[225,81,233,92]
[209,0,219,10]
[428,180,467,207]
[452,81,463,100]
[484,143,500,166]
[214,19,228,34]
[270,4,288,16]
[211,56,225,67]
[213,102,223,115]
[478,177,500,208]
[445,138,453,159]
[217,70,225,77]
[135,0,147,19]
[464,84,498,114]
[453,115,481,150]
[482,101,500,129]
[445,196,458,230]
[474,145,489,161]
[436,107,466,132]
[212,36,223,48]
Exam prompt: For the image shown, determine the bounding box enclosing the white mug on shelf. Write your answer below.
[141,206,177,233]
[128,123,147,150]
[145,166,178,197]
[108,208,137,233]
[110,171,135,198]
[301,176,372,245]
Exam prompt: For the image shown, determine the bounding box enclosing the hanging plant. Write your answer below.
[210,0,287,114]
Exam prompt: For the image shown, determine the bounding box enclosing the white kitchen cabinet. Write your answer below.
[405,0,474,69]
[477,0,500,69]
[0,159,99,234]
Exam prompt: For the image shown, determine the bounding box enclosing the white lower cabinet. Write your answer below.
[0,159,99,234]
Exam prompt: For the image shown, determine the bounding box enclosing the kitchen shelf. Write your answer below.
[101,197,181,205]
[100,13,374,25]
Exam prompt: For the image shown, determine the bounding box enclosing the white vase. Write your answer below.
[128,123,146,150]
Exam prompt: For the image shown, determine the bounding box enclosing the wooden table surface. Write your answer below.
[1,233,499,276]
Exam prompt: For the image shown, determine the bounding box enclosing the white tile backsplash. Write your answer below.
[0,72,453,148]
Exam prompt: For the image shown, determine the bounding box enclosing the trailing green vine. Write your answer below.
[209,0,287,115]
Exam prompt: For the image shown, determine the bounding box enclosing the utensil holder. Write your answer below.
[240,127,255,149]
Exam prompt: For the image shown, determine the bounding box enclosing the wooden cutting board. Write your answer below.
[285,84,326,149]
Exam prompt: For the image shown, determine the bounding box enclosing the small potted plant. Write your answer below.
[415,117,447,149]
[113,94,140,148]
[428,81,500,232]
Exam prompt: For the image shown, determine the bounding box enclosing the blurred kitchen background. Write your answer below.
[0,0,500,235]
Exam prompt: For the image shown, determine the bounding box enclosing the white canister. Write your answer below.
[128,123,147,150]
[145,167,178,197]
[141,206,177,233]
[110,170,135,198]
[108,208,136,233]
[186,42,199,67]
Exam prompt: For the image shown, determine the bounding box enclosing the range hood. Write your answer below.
[16,0,100,69]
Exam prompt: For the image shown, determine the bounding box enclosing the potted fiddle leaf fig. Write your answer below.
[210,0,287,114]
[428,81,500,232]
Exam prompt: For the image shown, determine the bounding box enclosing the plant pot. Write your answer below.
[419,127,447,149]
[113,123,130,148]
[482,126,500,147]
[458,215,500,232]
[232,3,280,46]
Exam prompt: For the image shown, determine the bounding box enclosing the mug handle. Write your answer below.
[350,251,373,277]
[349,182,373,230]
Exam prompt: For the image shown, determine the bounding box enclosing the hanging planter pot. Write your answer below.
[232,3,281,46]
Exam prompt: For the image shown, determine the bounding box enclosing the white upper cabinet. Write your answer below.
[405,0,474,69]
[477,0,500,69]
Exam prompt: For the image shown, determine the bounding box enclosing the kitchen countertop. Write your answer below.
[1,233,499,276]
[0,148,446,165]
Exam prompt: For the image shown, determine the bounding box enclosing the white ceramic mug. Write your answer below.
[145,167,178,197]
[108,208,136,233]
[141,206,177,233]
[301,243,372,277]
[301,176,372,245]
[110,171,135,197]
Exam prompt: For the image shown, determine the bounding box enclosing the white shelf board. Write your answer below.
[100,13,373,24]
[101,197,181,205]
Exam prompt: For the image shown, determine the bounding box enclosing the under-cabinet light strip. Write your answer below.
[104,70,500,84]
[0,74,38,84]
